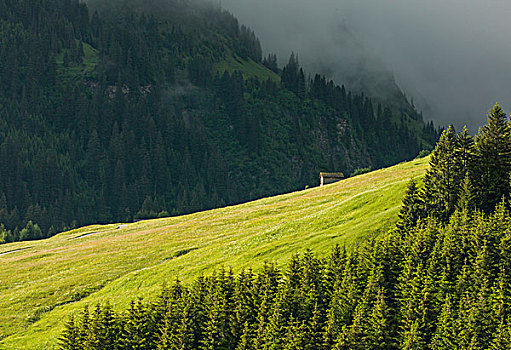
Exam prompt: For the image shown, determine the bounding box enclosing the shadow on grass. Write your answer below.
[164,247,199,261]
[26,284,105,325]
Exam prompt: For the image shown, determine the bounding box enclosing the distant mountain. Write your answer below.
[0,0,439,242]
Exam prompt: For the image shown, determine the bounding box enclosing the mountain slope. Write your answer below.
[0,0,438,242]
[0,156,428,349]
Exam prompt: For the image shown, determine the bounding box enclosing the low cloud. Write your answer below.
[220,0,511,130]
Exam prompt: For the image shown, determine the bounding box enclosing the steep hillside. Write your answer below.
[0,156,429,349]
[54,106,511,350]
[0,0,438,242]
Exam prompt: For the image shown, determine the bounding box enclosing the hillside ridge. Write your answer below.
[0,156,429,349]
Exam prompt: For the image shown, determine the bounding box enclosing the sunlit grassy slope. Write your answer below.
[0,156,429,349]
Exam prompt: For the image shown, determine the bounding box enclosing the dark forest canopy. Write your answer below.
[0,0,438,243]
[59,103,511,350]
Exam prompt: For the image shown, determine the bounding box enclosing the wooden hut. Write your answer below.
[320,172,344,186]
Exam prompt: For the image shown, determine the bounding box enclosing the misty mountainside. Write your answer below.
[221,0,511,133]
[294,20,408,111]
[0,0,439,243]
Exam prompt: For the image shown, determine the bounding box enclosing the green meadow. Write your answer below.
[0,156,428,349]
[213,54,281,82]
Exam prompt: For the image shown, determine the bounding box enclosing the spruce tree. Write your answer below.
[473,103,511,213]
[282,317,306,350]
[261,295,286,350]
[235,321,254,350]
[400,320,426,350]
[339,295,369,350]
[422,126,460,222]
[457,175,475,212]
[157,303,179,349]
[90,303,120,349]
[59,316,80,350]
[455,126,475,178]
[396,179,423,232]
[430,296,457,350]
[490,318,511,350]
[174,302,196,350]
[304,303,324,350]
[77,305,92,346]
[366,288,392,350]
[200,283,228,350]
[121,300,153,350]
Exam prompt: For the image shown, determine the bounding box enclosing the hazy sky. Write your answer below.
[219,0,511,130]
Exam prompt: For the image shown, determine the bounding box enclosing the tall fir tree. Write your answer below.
[473,103,511,213]
[455,126,475,178]
[396,179,423,232]
[421,126,460,222]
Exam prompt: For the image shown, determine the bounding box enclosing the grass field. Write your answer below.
[0,156,429,349]
[55,41,99,82]
[213,54,281,83]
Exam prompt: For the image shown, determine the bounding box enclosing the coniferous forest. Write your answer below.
[2,0,511,349]
[59,104,511,349]
[0,0,439,243]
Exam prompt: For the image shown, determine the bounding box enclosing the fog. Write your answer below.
[219,0,511,130]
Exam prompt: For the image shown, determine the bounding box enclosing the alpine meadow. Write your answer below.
[1,0,511,349]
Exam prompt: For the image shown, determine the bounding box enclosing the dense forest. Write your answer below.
[59,104,511,349]
[0,0,439,243]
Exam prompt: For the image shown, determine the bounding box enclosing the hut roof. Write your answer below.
[320,172,344,178]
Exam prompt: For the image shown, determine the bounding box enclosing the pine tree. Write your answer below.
[400,320,426,350]
[19,220,42,241]
[175,301,196,350]
[0,224,8,244]
[59,316,80,350]
[396,179,423,232]
[339,294,369,350]
[121,300,153,350]
[490,318,511,350]
[455,126,475,178]
[421,126,460,222]
[304,303,324,350]
[235,321,254,350]
[90,303,120,349]
[323,257,360,348]
[261,295,286,350]
[470,270,498,347]
[263,53,278,73]
[366,288,392,350]
[157,302,179,349]
[323,302,341,349]
[77,305,92,346]
[430,295,457,350]
[457,175,475,212]
[199,279,232,350]
[397,260,429,350]
[282,318,306,350]
[473,103,511,213]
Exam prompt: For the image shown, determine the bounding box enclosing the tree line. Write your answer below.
[398,103,511,228]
